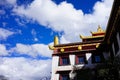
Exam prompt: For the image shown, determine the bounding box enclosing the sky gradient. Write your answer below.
[0,0,113,80]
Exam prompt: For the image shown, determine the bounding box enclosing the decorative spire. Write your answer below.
[54,36,59,46]
[48,45,54,50]
[97,25,104,32]
[48,36,59,50]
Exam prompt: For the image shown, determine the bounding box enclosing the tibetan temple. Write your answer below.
[49,0,120,80]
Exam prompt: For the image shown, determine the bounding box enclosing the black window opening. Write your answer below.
[59,57,70,66]
[78,57,85,64]
[60,74,69,80]
[62,58,69,65]
[92,55,103,63]
[95,56,101,63]
[76,56,87,64]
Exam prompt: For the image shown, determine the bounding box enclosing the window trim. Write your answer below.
[60,74,69,80]
[76,54,87,64]
[94,56,101,63]
[92,54,103,63]
[59,56,70,66]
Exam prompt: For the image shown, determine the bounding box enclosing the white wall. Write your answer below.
[86,53,92,65]
[69,55,75,65]
[85,53,95,68]
[51,56,59,80]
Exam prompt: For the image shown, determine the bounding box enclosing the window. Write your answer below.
[92,54,103,63]
[62,58,69,65]
[76,55,86,64]
[95,56,101,63]
[78,57,85,64]
[60,74,69,80]
[59,57,70,65]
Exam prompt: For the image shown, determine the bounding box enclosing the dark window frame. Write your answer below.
[92,54,103,63]
[60,74,69,80]
[76,55,87,64]
[95,56,101,63]
[59,56,70,66]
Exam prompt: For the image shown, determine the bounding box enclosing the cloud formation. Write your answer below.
[13,0,113,42]
[0,43,52,80]
[0,43,52,58]
[0,28,14,40]
[11,43,52,57]
[0,57,51,80]
[0,44,9,56]
[0,0,114,79]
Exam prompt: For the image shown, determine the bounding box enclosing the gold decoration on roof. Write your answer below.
[91,25,105,34]
[48,45,55,50]
[78,45,82,50]
[48,36,59,50]
[60,48,64,53]
[54,36,59,46]
[80,35,104,39]
[97,25,104,32]
[80,35,84,39]
[96,43,100,48]
[80,25,105,39]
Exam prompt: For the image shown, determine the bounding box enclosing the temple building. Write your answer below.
[49,0,120,80]
[49,26,106,80]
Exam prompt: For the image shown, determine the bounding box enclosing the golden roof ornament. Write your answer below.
[54,36,59,46]
[60,48,64,53]
[48,36,59,50]
[78,45,82,50]
[48,45,55,50]
[97,25,104,32]
[80,25,105,39]
[90,25,105,34]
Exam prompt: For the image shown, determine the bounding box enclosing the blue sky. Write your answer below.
[0,0,113,80]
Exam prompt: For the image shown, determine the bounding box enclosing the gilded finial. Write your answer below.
[80,35,84,39]
[48,45,55,50]
[97,25,103,32]
[60,48,64,53]
[96,43,100,48]
[54,36,59,46]
[78,45,82,50]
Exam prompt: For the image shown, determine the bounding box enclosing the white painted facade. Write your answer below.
[51,56,59,80]
[69,55,75,65]
[51,53,98,80]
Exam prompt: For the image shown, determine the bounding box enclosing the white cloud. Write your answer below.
[6,0,16,5]
[60,36,70,44]
[0,57,51,80]
[0,0,16,6]
[0,44,9,56]
[0,28,14,40]
[11,43,52,57]
[13,0,113,43]
[0,43,52,80]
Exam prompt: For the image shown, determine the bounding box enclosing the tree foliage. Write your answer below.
[96,56,120,80]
